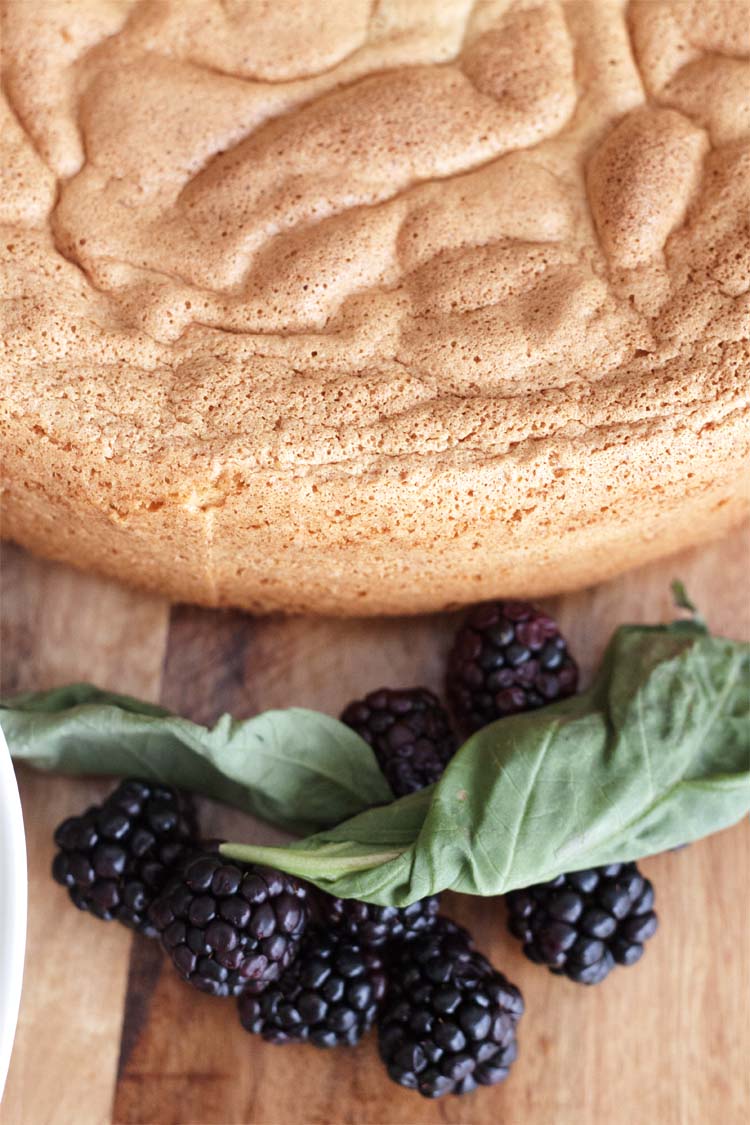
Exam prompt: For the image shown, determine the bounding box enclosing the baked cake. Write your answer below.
[1,0,748,614]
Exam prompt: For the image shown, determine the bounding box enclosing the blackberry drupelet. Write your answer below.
[238,926,387,1048]
[506,862,658,985]
[447,600,578,733]
[340,687,458,796]
[51,778,197,937]
[377,918,523,1098]
[318,893,440,949]
[148,848,310,997]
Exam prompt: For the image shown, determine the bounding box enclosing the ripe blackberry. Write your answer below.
[447,600,578,733]
[238,926,386,1048]
[317,893,441,949]
[51,778,197,937]
[378,919,523,1098]
[506,862,658,985]
[148,848,310,997]
[340,687,458,796]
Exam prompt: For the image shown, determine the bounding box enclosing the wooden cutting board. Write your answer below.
[1,528,748,1125]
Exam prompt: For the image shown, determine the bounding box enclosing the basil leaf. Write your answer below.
[222,623,750,903]
[0,683,392,835]
[3,618,748,907]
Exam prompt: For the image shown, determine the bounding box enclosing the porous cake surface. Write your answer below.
[1,0,748,613]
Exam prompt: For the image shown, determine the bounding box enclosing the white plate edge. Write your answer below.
[0,724,27,1101]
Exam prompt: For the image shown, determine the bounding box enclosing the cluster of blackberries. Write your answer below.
[339,599,657,987]
[52,777,520,1098]
[341,600,578,799]
[52,600,660,1100]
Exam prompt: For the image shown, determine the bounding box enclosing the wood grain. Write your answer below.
[1,528,749,1125]
[0,544,169,1125]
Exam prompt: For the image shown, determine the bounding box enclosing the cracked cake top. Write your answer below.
[1,0,748,613]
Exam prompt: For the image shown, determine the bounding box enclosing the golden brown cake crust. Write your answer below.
[1,0,748,614]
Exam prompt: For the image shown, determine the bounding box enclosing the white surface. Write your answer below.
[0,727,26,1100]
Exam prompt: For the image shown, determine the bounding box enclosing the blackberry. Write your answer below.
[148,847,310,997]
[447,600,578,733]
[317,893,440,949]
[377,919,523,1098]
[51,778,197,937]
[238,926,386,1048]
[340,687,458,796]
[506,861,658,985]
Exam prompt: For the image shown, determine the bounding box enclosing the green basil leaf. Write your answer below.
[3,618,748,908]
[221,624,750,904]
[0,683,392,835]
